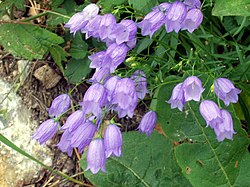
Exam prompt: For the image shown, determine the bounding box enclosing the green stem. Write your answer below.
[22,12,49,22]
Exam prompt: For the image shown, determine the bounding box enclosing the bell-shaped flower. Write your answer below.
[181,8,203,33]
[61,110,85,132]
[82,15,102,39]
[109,20,137,48]
[86,138,106,174]
[213,110,236,142]
[99,14,117,42]
[182,76,204,102]
[80,83,108,117]
[167,83,185,111]
[48,94,71,117]
[184,0,201,9]
[89,51,107,69]
[70,122,96,153]
[104,124,122,158]
[89,67,110,83]
[65,4,99,35]
[138,111,157,136]
[131,70,149,100]
[214,78,241,106]
[32,119,59,144]
[165,1,187,33]
[57,130,73,156]
[199,100,223,128]
[111,78,138,118]
[104,76,121,102]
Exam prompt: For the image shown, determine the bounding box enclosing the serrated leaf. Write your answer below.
[64,58,90,83]
[49,45,69,73]
[0,23,64,60]
[152,74,250,186]
[82,132,192,187]
[212,0,250,16]
[129,0,157,14]
[69,33,88,59]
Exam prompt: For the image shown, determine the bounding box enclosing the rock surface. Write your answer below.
[0,78,53,186]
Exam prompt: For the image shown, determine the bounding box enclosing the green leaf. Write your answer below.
[0,23,64,60]
[69,33,88,59]
[1,0,24,11]
[47,8,69,26]
[64,58,91,83]
[152,74,250,186]
[212,0,250,16]
[82,132,191,187]
[129,0,157,14]
[51,0,64,8]
[98,0,127,13]
[49,45,69,73]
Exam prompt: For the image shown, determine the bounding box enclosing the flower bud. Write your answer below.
[48,94,71,117]
[138,111,157,136]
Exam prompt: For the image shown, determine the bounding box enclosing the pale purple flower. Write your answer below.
[89,51,107,69]
[184,0,201,9]
[65,4,99,35]
[138,4,170,38]
[131,70,149,100]
[165,1,187,33]
[61,110,85,132]
[182,76,204,102]
[99,14,117,42]
[213,109,236,142]
[82,15,102,39]
[86,138,106,174]
[167,83,185,111]
[181,8,203,33]
[111,78,138,118]
[104,124,122,158]
[89,67,110,83]
[199,100,223,128]
[138,111,157,136]
[214,78,241,106]
[109,20,137,48]
[80,83,108,117]
[48,94,71,118]
[104,76,121,102]
[70,122,96,153]
[32,119,59,144]
[57,130,73,156]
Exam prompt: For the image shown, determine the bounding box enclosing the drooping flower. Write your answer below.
[32,119,59,144]
[61,110,85,132]
[89,67,110,83]
[86,138,106,174]
[199,100,223,128]
[184,0,201,9]
[70,121,96,153]
[138,111,157,136]
[80,83,108,117]
[111,78,138,118]
[104,76,121,102]
[165,1,187,33]
[89,51,107,69]
[131,70,149,100]
[48,94,71,117]
[213,109,236,142]
[82,15,102,39]
[182,76,204,102]
[99,14,117,42]
[65,3,99,35]
[57,130,73,156]
[138,3,170,38]
[214,78,241,106]
[104,124,122,158]
[181,8,203,33]
[167,83,185,111]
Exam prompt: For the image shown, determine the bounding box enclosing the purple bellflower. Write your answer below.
[131,70,149,100]
[86,138,106,174]
[111,78,138,118]
[184,0,201,9]
[104,76,121,102]
[199,100,223,128]
[89,67,110,83]
[181,8,203,33]
[70,121,96,153]
[214,78,241,106]
[182,76,204,102]
[89,51,106,69]
[32,119,59,144]
[57,130,73,156]
[61,110,85,132]
[80,83,108,117]
[165,1,187,33]
[82,15,102,39]
[48,94,71,117]
[213,109,236,142]
[104,124,122,158]
[167,83,185,111]
[99,14,117,42]
[65,3,99,35]
[138,111,157,136]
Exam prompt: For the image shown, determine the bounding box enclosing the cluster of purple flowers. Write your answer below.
[167,76,241,142]
[138,0,203,37]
